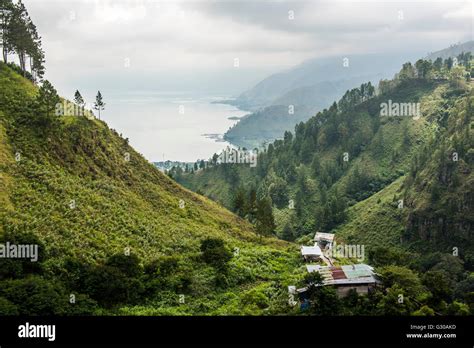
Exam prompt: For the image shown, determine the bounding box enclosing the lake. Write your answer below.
[101,91,247,162]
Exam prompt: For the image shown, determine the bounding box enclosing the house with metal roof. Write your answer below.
[300,263,379,297]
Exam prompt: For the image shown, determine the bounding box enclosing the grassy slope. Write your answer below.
[0,63,302,315]
[334,84,473,254]
[334,177,406,248]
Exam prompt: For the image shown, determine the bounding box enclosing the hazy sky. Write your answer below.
[14,0,473,162]
[22,0,472,97]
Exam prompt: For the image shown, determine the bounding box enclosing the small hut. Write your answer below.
[314,232,335,250]
[300,245,323,262]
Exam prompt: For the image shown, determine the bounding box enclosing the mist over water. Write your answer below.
[102,91,247,162]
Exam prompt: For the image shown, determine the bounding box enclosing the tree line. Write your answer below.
[0,0,45,81]
[379,53,473,94]
[1,1,106,120]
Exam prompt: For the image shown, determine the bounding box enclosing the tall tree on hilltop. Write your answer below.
[37,80,59,114]
[74,90,85,106]
[94,91,105,120]
[8,0,30,73]
[433,57,443,71]
[1,0,44,79]
[415,59,432,79]
[31,42,44,80]
[0,0,13,63]
[445,57,453,70]
[26,18,44,81]
[399,62,416,80]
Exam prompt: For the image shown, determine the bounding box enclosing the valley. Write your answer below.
[0,0,472,319]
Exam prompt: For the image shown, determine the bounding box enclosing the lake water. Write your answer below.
[102,91,247,162]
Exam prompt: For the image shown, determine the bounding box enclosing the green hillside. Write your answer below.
[174,56,474,315]
[0,62,302,315]
[177,57,473,255]
[335,81,473,258]
[178,78,447,238]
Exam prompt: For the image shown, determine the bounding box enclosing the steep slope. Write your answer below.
[180,79,444,232]
[177,58,472,258]
[335,83,473,260]
[174,58,474,315]
[0,62,300,315]
[403,89,473,254]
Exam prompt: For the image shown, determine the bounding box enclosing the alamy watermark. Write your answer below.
[18,322,55,341]
[0,242,39,262]
[55,101,95,119]
[323,242,365,261]
[380,100,421,120]
[217,146,258,167]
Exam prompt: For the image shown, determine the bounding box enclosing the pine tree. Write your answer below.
[74,90,85,106]
[281,222,295,241]
[8,0,30,73]
[37,80,58,112]
[211,153,219,165]
[415,59,432,79]
[0,0,13,63]
[245,188,257,223]
[93,91,105,120]
[35,80,60,127]
[27,18,44,81]
[445,57,453,70]
[366,81,375,98]
[233,187,246,217]
[399,62,416,80]
[31,43,44,80]
[1,0,43,79]
[255,196,276,238]
[433,57,443,71]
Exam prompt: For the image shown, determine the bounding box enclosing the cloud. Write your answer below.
[21,0,472,93]
[14,0,472,161]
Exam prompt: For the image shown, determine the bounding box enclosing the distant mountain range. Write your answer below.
[223,42,473,149]
[426,41,474,61]
[233,53,417,111]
